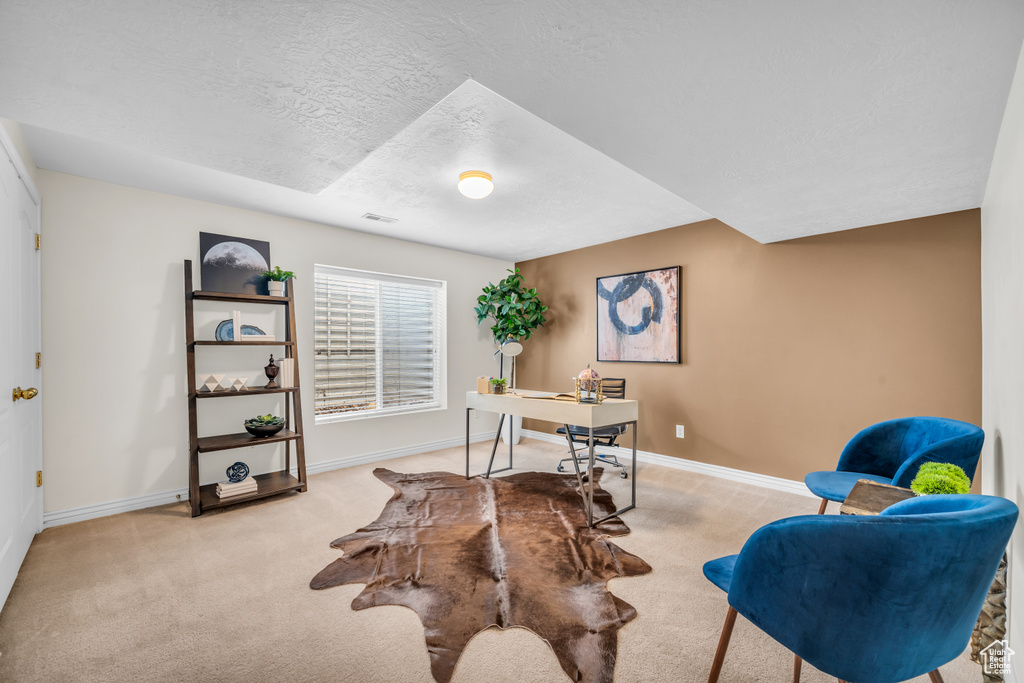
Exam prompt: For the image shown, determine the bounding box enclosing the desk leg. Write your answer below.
[484,414,506,479]
[465,408,471,480]
[588,426,595,527]
[631,419,637,508]
[590,419,639,527]
[562,423,588,498]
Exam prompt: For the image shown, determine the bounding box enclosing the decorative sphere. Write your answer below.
[226,462,250,483]
[578,365,601,393]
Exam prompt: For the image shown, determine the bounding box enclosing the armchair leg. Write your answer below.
[792,654,802,683]
[817,498,828,515]
[708,606,737,683]
[928,670,944,683]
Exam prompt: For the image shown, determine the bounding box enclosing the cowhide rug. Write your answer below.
[311,468,652,683]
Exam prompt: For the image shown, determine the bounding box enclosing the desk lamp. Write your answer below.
[497,337,523,391]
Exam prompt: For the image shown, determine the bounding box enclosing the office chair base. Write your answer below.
[558,451,629,479]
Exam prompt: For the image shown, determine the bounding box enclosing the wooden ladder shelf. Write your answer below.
[183,259,308,517]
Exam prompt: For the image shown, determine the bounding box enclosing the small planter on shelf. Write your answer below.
[245,414,285,437]
[489,378,507,395]
[262,266,295,297]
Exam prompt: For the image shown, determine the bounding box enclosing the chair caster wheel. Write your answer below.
[557,465,564,472]
[620,471,628,479]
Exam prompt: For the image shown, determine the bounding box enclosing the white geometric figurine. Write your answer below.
[197,374,227,392]
[231,377,248,392]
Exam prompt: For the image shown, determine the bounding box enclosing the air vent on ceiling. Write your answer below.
[362,213,398,224]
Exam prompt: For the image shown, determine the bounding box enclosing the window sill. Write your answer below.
[314,402,447,425]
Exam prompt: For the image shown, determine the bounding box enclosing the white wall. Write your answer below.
[38,170,509,513]
[982,38,1024,657]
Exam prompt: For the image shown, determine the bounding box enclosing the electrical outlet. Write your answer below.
[676,425,685,438]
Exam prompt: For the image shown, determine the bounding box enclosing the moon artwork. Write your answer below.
[596,266,680,363]
[199,232,271,295]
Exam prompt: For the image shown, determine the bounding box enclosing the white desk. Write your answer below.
[465,390,639,527]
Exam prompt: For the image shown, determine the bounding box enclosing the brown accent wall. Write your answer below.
[515,211,982,482]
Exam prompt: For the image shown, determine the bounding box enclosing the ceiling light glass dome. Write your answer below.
[458,170,494,199]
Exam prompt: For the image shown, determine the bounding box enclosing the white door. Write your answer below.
[0,136,42,612]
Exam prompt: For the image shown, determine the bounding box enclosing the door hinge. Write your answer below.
[34,234,40,250]
[36,352,41,369]
[36,470,42,487]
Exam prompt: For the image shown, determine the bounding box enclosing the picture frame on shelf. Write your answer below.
[199,232,271,295]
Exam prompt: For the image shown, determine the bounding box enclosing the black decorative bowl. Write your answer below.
[245,423,284,437]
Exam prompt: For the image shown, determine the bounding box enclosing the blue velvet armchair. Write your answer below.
[702,494,1017,683]
[805,417,984,513]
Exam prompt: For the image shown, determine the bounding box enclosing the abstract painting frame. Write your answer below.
[199,232,271,295]
[596,266,680,363]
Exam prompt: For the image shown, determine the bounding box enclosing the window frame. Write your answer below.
[313,263,447,425]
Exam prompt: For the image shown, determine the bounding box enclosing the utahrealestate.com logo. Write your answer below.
[980,639,1015,676]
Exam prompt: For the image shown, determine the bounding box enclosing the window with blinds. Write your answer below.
[314,264,446,423]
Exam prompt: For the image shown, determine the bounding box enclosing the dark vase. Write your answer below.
[265,354,279,389]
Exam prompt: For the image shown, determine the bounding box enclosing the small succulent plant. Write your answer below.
[245,414,284,427]
[262,266,296,282]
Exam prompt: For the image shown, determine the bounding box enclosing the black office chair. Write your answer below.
[555,378,629,479]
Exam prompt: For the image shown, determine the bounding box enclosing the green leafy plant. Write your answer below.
[489,377,507,387]
[262,266,296,282]
[910,462,971,496]
[245,414,285,427]
[474,268,548,344]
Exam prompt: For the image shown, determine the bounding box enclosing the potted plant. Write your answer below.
[909,462,972,495]
[244,413,285,437]
[475,268,547,444]
[262,266,296,297]
[489,377,507,395]
[474,268,548,345]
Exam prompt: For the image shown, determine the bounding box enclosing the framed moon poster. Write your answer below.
[596,266,680,363]
[199,232,271,295]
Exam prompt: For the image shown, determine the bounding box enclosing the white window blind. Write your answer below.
[314,264,446,423]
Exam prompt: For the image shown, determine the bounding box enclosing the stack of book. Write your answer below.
[216,477,258,499]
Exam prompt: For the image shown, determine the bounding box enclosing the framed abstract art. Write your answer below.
[596,266,680,363]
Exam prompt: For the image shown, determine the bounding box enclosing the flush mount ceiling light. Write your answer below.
[458,170,494,199]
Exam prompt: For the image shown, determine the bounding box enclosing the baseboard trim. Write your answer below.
[294,432,492,476]
[42,432,493,529]
[43,487,190,529]
[520,428,814,498]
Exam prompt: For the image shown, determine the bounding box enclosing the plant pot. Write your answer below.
[268,281,286,297]
[502,415,523,445]
[492,385,505,394]
[245,423,284,437]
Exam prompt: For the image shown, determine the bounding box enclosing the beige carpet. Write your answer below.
[0,439,982,682]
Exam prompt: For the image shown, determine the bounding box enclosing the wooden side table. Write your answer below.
[839,479,915,515]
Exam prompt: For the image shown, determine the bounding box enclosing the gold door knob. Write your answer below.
[12,387,38,402]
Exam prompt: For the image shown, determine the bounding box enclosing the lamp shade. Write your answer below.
[458,170,494,199]
[500,338,523,356]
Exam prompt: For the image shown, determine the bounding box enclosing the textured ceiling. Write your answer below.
[2,0,1023,252]
[19,81,711,261]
